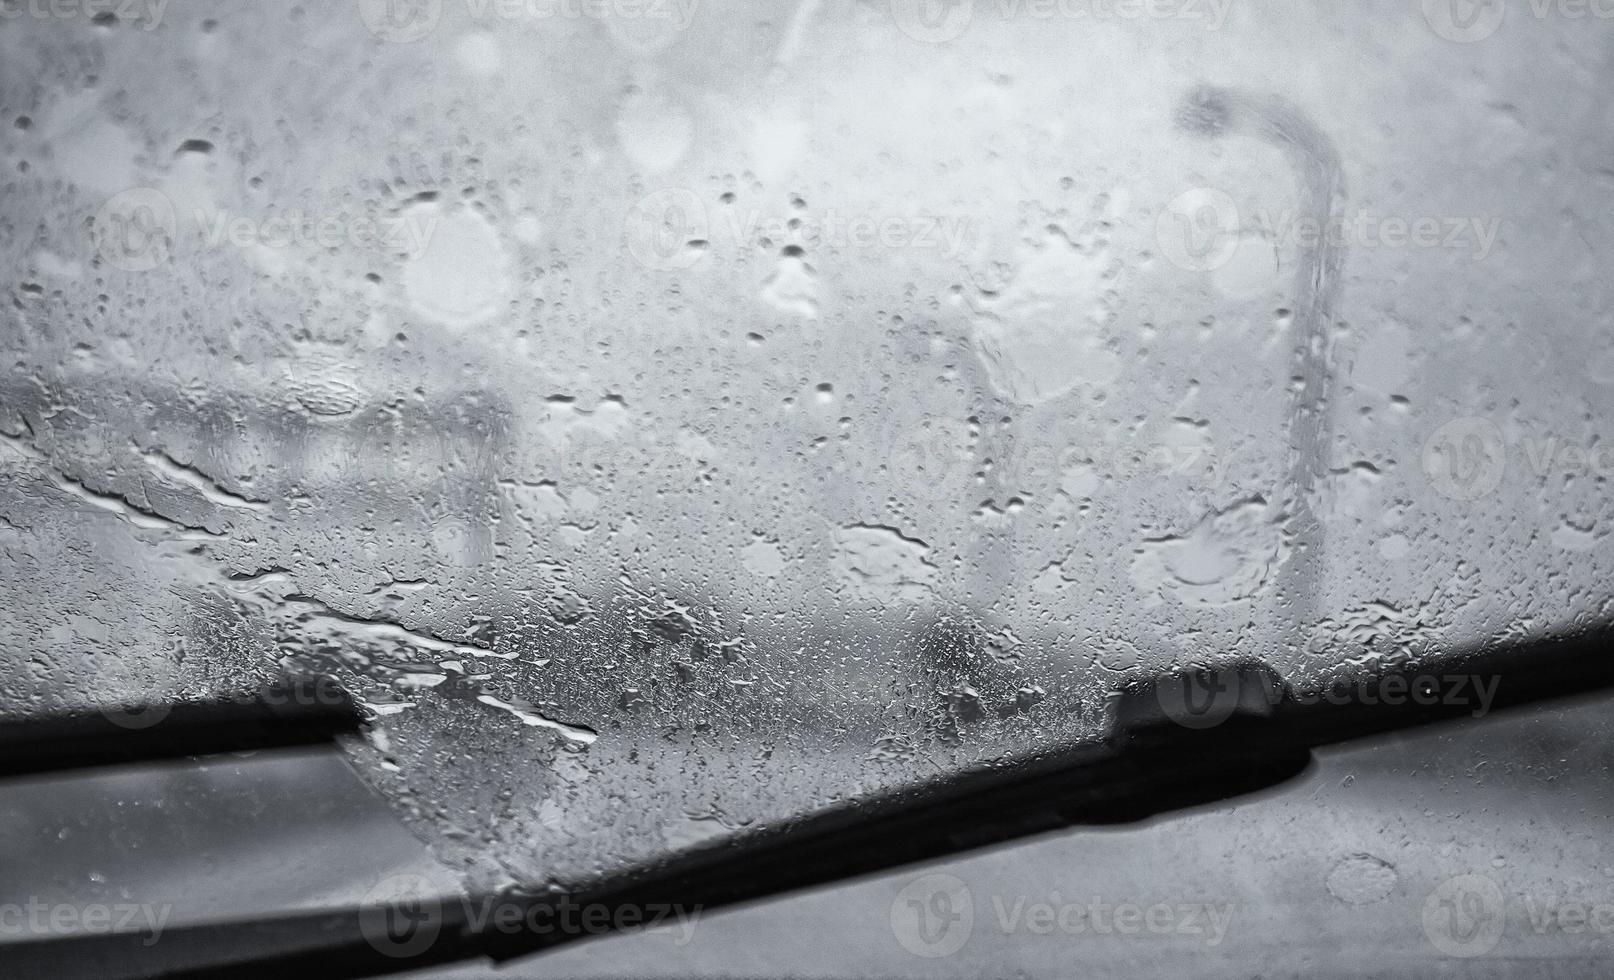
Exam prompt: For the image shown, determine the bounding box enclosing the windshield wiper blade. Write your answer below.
[0,678,363,778]
[8,621,1614,980]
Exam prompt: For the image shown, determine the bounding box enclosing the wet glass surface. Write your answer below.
[1,0,1610,895]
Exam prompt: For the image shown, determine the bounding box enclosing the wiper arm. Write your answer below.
[8,621,1614,980]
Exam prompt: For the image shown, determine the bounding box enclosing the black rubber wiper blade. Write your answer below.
[0,678,364,778]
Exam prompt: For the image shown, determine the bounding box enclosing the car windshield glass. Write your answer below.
[2,0,1610,902]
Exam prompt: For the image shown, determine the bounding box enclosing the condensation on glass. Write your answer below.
[1,0,1610,891]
